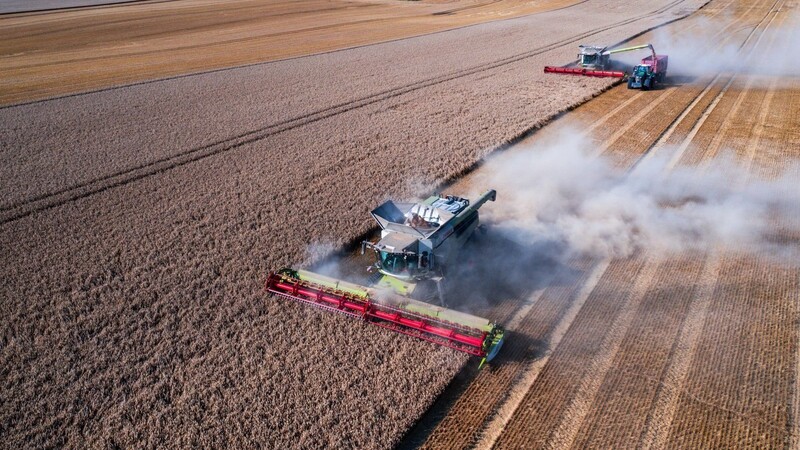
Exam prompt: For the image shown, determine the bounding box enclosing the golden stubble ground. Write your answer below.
[417,0,800,447]
[0,0,579,104]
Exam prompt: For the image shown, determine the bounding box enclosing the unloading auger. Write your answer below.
[266,190,505,365]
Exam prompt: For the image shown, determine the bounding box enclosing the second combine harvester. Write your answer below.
[266,190,505,366]
[545,43,668,89]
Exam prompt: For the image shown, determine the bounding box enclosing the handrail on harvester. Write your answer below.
[265,270,501,358]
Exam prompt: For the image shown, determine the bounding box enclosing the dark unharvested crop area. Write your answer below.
[0,0,709,447]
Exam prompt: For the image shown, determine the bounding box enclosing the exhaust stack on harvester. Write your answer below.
[265,190,505,365]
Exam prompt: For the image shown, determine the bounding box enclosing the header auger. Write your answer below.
[265,190,505,366]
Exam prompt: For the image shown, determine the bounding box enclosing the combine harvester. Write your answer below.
[544,43,668,89]
[266,190,505,366]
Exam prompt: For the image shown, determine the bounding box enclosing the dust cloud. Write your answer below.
[647,6,800,79]
[472,129,800,261]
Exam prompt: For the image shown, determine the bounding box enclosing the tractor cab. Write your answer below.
[633,65,651,77]
[628,64,656,90]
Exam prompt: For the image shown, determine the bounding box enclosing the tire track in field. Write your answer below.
[0,0,697,225]
[639,73,726,166]
[638,254,720,449]
[474,259,610,450]
[695,76,757,161]
[593,89,673,156]
[545,256,660,449]
[664,74,738,167]
[665,0,783,168]
[742,78,777,173]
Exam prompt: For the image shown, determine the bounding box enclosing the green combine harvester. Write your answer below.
[266,190,505,365]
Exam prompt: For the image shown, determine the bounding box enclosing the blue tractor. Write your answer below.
[627,54,669,90]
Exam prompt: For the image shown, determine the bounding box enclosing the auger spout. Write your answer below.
[458,189,496,219]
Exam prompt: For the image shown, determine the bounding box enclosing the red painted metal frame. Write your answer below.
[265,272,488,357]
[544,66,625,78]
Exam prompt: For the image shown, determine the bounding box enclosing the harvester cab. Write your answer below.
[265,189,505,366]
[577,45,610,70]
[364,191,493,298]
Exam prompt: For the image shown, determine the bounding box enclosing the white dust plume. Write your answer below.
[645,7,800,80]
[472,129,800,261]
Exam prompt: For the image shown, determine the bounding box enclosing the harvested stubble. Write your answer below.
[0,0,140,13]
[0,0,710,447]
[0,0,583,104]
[568,255,706,448]
[423,2,800,445]
[664,255,798,448]
[492,256,648,449]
